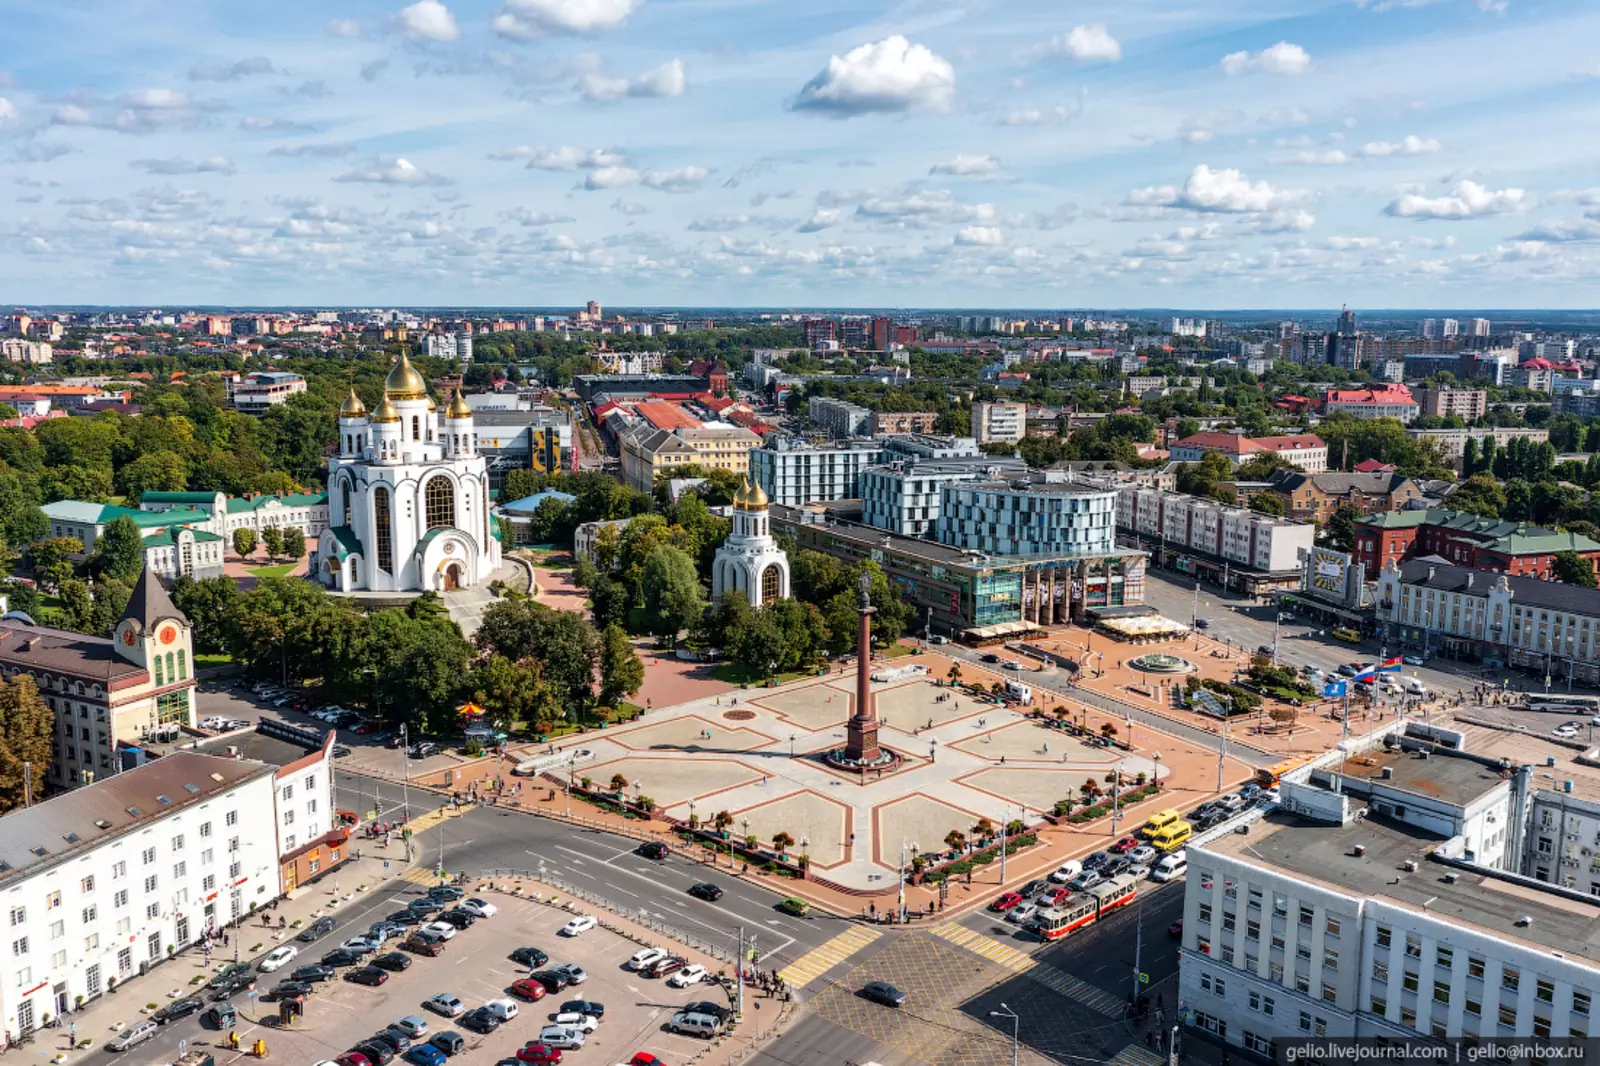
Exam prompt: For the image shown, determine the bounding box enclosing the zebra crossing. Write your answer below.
[1109,1043,1166,1066]
[776,925,883,989]
[398,866,451,886]
[925,923,1125,1017]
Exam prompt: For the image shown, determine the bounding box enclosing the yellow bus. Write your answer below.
[1147,821,1192,853]
[1332,627,1362,643]
[1138,809,1181,841]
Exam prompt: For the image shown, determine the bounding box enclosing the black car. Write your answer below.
[980,653,1001,663]
[684,1001,732,1023]
[207,962,254,989]
[1103,857,1131,877]
[206,973,254,999]
[688,883,723,902]
[374,952,412,972]
[406,899,445,916]
[1082,850,1111,870]
[408,742,438,759]
[153,998,204,1024]
[333,745,353,759]
[861,981,907,1008]
[525,970,570,994]
[323,948,365,967]
[1257,645,1274,656]
[387,910,426,926]
[459,1007,501,1034]
[353,1042,396,1066]
[427,886,465,902]
[637,841,669,860]
[270,981,314,1001]
[1019,879,1050,897]
[298,916,339,943]
[430,1032,466,1057]
[436,910,475,930]
[290,965,336,984]
[370,1030,412,1053]
[346,966,389,986]
[510,947,549,968]
[560,1000,606,1019]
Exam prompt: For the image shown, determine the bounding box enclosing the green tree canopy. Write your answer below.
[0,675,53,811]
[598,624,645,708]
[1554,551,1598,589]
[92,515,146,583]
[641,545,703,645]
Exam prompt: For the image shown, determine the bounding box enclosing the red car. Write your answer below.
[1109,836,1140,854]
[627,1055,663,1066]
[1041,887,1071,907]
[517,1044,562,1065]
[353,721,380,735]
[336,1055,372,1066]
[510,979,548,1002]
[1168,920,1184,938]
[989,892,1023,913]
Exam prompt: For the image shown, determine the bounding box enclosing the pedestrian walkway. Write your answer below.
[776,925,882,989]
[406,804,467,835]
[1109,1043,1165,1066]
[398,866,450,886]
[926,922,1125,1017]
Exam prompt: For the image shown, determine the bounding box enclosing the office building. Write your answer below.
[1116,486,1315,596]
[871,411,939,435]
[807,396,873,438]
[880,434,982,460]
[749,437,885,507]
[1323,386,1420,424]
[935,474,1117,557]
[971,401,1026,444]
[860,454,1026,538]
[230,371,306,414]
[1414,388,1488,421]
[1354,509,1600,581]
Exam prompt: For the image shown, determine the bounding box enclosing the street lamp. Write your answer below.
[990,1003,1020,1066]
[789,734,796,758]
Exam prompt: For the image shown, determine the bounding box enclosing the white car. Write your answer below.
[553,963,587,985]
[667,964,707,988]
[483,999,518,1022]
[1127,863,1151,880]
[424,994,465,1017]
[1006,904,1038,925]
[627,947,668,971]
[552,1012,599,1033]
[1128,845,1157,864]
[419,922,457,941]
[259,945,298,972]
[540,1026,586,1050]
[457,898,497,918]
[560,916,597,937]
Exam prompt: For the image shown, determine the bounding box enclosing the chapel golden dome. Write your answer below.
[371,395,401,423]
[735,477,768,511]
[339,388,367,418]
[384,352,428,401]
[446,391,473,419]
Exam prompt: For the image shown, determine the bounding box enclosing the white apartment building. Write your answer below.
[425,331,473,363]
[1404,427,1548,466]
[748,438,884,507]
[0,752,280,1040]
[1414,387,1489,421]
[808,396,873,437]
[971,402,1026,444]
[1472,318,1492,337]
[1,340,53,365]
[860,455,1027,537]
[230,372,306,414]
[1116,486,1314,575]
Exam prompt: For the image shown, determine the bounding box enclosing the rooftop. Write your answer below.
[1388,558,1600,615]
[1361,510,1600,555]
[1343,747,1511,808]
[0,620,147,682]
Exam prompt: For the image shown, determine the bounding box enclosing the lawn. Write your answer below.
[248,564,297,579]
[194,652,234,670]
[711,662,817,687]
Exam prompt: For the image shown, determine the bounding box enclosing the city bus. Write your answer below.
[1524,694,1600,714]
[1028,875,1138,941]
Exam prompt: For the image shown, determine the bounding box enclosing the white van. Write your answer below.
[1402,677,1428,696]
[1150,851,1188,883]
[1003,680,1032,704]
[483,998,518,1022]
[1048,859,1082,884]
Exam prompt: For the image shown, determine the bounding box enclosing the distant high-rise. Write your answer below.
[803,318,837,348]
[1442,318,1460,337]
[586,300,602,321]
[1277,321,1299,340]
[1420,318,1438,339]
[1337,307,1357,337]
[1472,318,1492,337]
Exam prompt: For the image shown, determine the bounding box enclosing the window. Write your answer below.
[1274,894,1288,916]
[425,476,456,530]
[1249,991,1275,1016]
[1222,913,1236,933]
[1469,955,1485,979]
[202,875,214,892]
[1373,961,1389,983]
[1322,982,1337,1003]
[199,822,211,839]
[115,917,130,935]
[1535,1016,1552,1039]
[1405,934,1422,958]
[1299,905,1314,927]
[374,487,393,573]
[1326,916,1341,938]
[1198,903,1212,924]
[1297,944,1312,961]
[1434,980,1452,1004]
[1247,919,1261,940]
[48,919,63,940]
[229,862,241,880]
[113,890,127,909]
[50,950,66,969]
[6,907,20,927]
[1500,1004,1518,1028]
[1503,967,1520,993]
[225,810,238,827]
[201,849,213,867]
[145,903,159,920]
[1272,932,1286,952]
[1466,998,1482,1017]
[1200,972,1225,995]
[141,847,156,866]
[1574,991,1591,1017]
[283,835,296,851]
[111,860,125,880]
[144,875,157,893]
[228,837,239,853]
[16,966,30,986]
[81,906,96,924]
[171,834,183,852]
[80,875,94,893]
[1401,1007,1417,1028]
[172,862,185,879]
[283,811,294,826]
[304,774,316,791]
[1403,972,1419,993]
[11,938,26,956]
[83,933,98,951]
[1299,1011,1314,1033]
[1537,979,1555,1004]
[1244,1032,1273,1055]
[281,784,293,802]
[1270,962,1284,982]
[1324,949,1339,969]
[1296,973,1311,994]
[45,891,60,909]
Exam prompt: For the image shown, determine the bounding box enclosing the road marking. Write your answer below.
[554,846,591,862]
[775,925,881,989]
[926,923,1125,1017]
[1109,1044,1165,1066]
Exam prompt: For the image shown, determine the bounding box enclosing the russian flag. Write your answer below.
[1353,665,1378,683]
[1378,657,1403,673]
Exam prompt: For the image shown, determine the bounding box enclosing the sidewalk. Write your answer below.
[17,852,408,1066]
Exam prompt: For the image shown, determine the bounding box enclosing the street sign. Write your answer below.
[1323,680,1348,698]
[1140,972,1150,984]
[366,810,377,821]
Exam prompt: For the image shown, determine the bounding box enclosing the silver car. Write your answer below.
[539,1025,587,1050]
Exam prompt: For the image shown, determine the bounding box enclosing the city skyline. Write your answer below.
[2,0,1599,306]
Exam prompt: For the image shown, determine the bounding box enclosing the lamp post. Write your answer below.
[399,723,411,818]
[789,734,796,758]
[990,1003,1020,1066]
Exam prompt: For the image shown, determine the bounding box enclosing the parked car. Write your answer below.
[427,886,465,902]
[511,979,548,1002]
[668,964,707,988]
[323,949,365,967]
[552,963,587,985]
[424,994,466,1017]
[483,999,519,1023]
[538,1026,587,1050]
[405,936,445,957]
[688,883,723,902]
[1193,618,1210,630]
[666,1013,721,1038]
[510,947,549,968]
[628,947,669,971]
[1403,655,1425,666]
[405,1047,446,1066]
[457,898,497,918]
[560,1000,605,1019]
[559,916,597,937]
[419,922,458,941]
[270,981,314,1001]
[551,1013,599,1034]
[683,1002,732,1023]
[154,998,204,1025]
[342,936,384,954]
[336,1052,373,1066]
[862,981,907,1008]
[406,899,445,916]
[428,1033,465,1057]
[290,965,336,984]
[375,953,413,972]
[646,956,686,978]
[526,970,570,994]
[637,842,669,860]
[459,1008,501,1035]
[352,1044,395,1066]
[393,1017,430,1039]
[435,911,475,930]
[516,1044,563,1066]
[347,967,390,986]
[371,1032,413,1055]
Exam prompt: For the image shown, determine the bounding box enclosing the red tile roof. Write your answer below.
[635,399,702,431]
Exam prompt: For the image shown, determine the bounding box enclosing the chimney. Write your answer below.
[1427,565,1436,582]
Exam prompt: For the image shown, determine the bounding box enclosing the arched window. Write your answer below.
[425,476,456,530]
[342,478,353,527]
[166,653,175,682]
[374,486,393,573]
[762,565,782,602]
[177,650,186,681]
[154,657,164,686]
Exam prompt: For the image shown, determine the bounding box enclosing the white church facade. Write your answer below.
[711,479,790,607]
[312,354,502,594]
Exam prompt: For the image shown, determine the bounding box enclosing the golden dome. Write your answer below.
[446,391,473,419]
[384,352,428,401]
[734,477,768,511]
[371,395,401,423]
[339,387,367,418]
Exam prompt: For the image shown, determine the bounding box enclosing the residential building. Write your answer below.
[1472,318,1492,337]
[1375,558,1600,684]
[1442,317,1460,336]
[1116,486,1316,597]
[678,425,762,476]
[230,371,306,414]
[0,569,199,788]
[808,396,873,437]
[748,437,885,507]
[1336,308,1357,336]
[424,330,473,363]
[1415,387,1488,421]
[594,350,664,376]
[1170,433,1328,473]
[802,319,837,348]
[1554,392,1600,419]
[42,501,225,579]
[1353,509,1600,582]
[572,517,631,565]
[936,474,1117,557]
[1420,318,1438,339]
[971,401,1026,444]
[141,490,330,544]
[1323,385,1420,424]
[860,454,1026,538]
[1406,427,1549,468]
[1511,361,1556,393]
[1,339,53,365]
[617,422,759,493]
[870,411,938,435]
[1257,469,1421,521]
[0,752,280,1041]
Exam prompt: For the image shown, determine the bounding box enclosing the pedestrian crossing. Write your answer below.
[1109,1043,1165,1066]
[398,866,451,886]
[405,805,466,835]
[925,923,1125,1017]
[776,925,883,990]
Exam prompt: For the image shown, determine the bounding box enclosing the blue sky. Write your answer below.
[3,0,1600,308]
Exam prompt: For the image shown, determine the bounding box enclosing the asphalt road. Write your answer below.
[332,773,843,968]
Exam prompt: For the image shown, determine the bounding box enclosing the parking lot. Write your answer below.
[160,890,737,1066]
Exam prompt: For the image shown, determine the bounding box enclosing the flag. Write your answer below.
[1378,657,1402,673]
[1353,665,1377,683]
[1323,680,1348,698]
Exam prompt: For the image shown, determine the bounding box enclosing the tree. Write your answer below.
[598,624,645,708]
[233,528,258,557]
[116,450,188,498]
[641,545,703,646]
[1321,503,1360,552]
[771,831,795,856]
[1462,436,1479,477]
[822,561,911,654]
[0,470,49,552]
[168,576,242,655]
[1554,551,1599,589]
[467,655,559,733]
[1449,476,1507,521]
[59,577,132,637]
[39,465,114,504]
[1250,493,1287,516]
[1268,706,1299,729]
[26,537,81,592]
[475,599,599,711]
[713,810,733,834]
[609,772,629,793]
[261,525,285,560]
[281,527,306,563]
[944,829,967,853]
[91,516,146,583]
[1236,453,1299,481]
[0,675,52,812]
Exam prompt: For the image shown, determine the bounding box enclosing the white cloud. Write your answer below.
[641,165,708,192]
[1221,42,1311,76]
[189,57,275,81]
[327,18,363,36]
[1247,209,1317,233]
[0,98,16,125]
[1030,24,1122,63]
[580,59,685,102]
[1327,235,1382,249]
[797,208,840,233]
[268,142,356,157]
[492,0,641,38]
[1358,135,1443,157]
[997,102,1080,126]
[52,103,91,126]
[239,116,312,132]
[505,208,576,226]
[334,157,453,185]
[857,188,996,228]
[1273,150,1349,165]
[584,165,639,189]
[490,145,626,169]
[688,215,753,232]
[929,153,999,177]
[1384,180,1526,219]
[611,198,648,214]
[396,0,460,42]
[1127,164,1304,213]
[955,225,1003,245]
[789,36,956,117]
[131,156,236,175]
[1260,106,1310,125]
[1515,219,1600,242]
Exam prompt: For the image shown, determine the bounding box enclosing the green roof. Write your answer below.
[225,491,329,513]
[327,526,363,558]
[141,529,221,547]
[141,491,222,506]
[43,500,211,529]
[1358,507,1600,554]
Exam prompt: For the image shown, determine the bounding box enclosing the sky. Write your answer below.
[3,0,1600,309]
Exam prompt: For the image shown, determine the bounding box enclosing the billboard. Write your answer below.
[1311,548,1348,594]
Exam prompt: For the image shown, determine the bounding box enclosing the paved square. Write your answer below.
[875,679,985,729]
[754,683,852,731]
[874,794,985,863]
[610,715,773,753]
[584,755,761,807]
[961,767,1115,812]
[951,720,1122,764]
[726,790,852,868]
